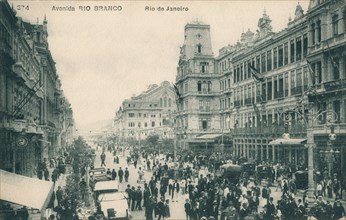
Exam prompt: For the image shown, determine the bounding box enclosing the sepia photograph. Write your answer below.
[0,0,346,219]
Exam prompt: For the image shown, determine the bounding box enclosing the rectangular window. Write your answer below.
[240,65,243,81]
[303,34,308,57]
[333,58,340,80]
[311,23,316,45]
[200,62,209,73]
[199,100,204,110]
[129,113,135,118]
[316,61,322,83]
[274,77,278,99]
[206,101,210,111]
[296,68,302,95]
[273,48,278,69]
[234,68,237,83]
[202,120,208,130]
[296,37,302,61]
[285,73,289,96]
[332,15,338,36]
[261,53,266,73]
[256,55,261,73]
[262,82,266,101]
[278,45,283,67]
[248,61,252,78]
[267,51,272,71]
[291,71,296,95]
[284,43,288,65]
[303,66,309,91]
[244,62,247,80]
[267,79,272,101]
[151,121,155,127]
[317,20,321,43]
[279,75,284,98]
[290,40,295,63]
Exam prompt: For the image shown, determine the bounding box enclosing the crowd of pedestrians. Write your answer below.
[117,147,346,220]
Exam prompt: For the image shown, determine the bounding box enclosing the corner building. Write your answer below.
[175,22,226,151]
[114,81,177,145]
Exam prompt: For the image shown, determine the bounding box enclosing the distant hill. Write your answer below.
[76,118,113,138]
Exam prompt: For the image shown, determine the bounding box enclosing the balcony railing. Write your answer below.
[232,123,307,136]
[323,79,346,92]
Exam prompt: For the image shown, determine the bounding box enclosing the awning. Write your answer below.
[0,169,54,212]
[269,138,307,145]
[195,133,222,139]
[187,139,215,143]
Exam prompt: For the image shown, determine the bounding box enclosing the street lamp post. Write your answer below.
[279,102,338,207]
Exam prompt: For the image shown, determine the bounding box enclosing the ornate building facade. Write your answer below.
[175,22,226,151]
[0,0,74,177]
[175,0,346,176]
[114,81,177,146]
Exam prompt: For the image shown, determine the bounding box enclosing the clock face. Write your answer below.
[16,135,28,147]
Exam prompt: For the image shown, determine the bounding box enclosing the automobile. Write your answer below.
[94,181,131,220]
[294,170,308,189]
[90,167,111,183]
[94,180,119,195]
[218,164,243,183]
[293,170,323,190]
[99,197,132,220]
[241,162,256,178]
[98,191,128,202]
[256,165,273,181]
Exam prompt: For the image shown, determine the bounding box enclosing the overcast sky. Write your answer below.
[11,0,309,126]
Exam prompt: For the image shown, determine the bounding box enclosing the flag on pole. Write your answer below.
[249,64,265,82]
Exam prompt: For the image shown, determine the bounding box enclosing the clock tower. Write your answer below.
[175,21,220,149]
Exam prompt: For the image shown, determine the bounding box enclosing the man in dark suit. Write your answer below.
[209,200,219,220]
[156,197,165,220]
[172,179,180,202]
[184,199,191,220]
[264,197,276,220]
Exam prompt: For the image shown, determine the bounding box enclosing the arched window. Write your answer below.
[160,98,163,107]
[168,98,172,107]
